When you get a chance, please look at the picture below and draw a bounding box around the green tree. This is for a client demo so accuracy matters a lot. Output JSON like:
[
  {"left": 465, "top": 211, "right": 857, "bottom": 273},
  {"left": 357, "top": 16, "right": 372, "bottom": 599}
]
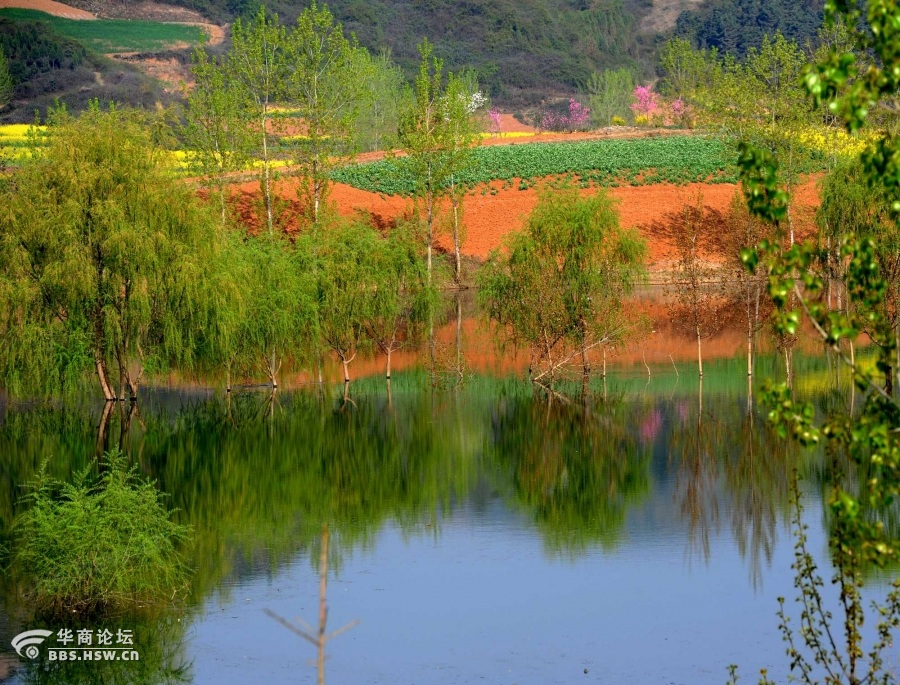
[
  {"left": 229, "top": 7, "right": 287, "bottom": 235},
  {"left": 362, "top": 222, "right": 434, "bottom": 380},
  {"left": 0, "top": 105, "right": 221, "bottom": 401},
  {"left": 315, "top": 221, "right": 377, "bottom": 384},
  {"left": 237, "top": 232, "right": 317, "bottom": 388},
  {"left": 659, "top": 37, "right": 711, "bottom": 100},
  {"left": 586, "top": 68, "right": 634, "bottom": 127},
  {"left": 399, "top": 39, "right": 477, "bottom": 284},
  {"left": 184, "top": 42, "right": 254, "bottom": 225},
  {"left": 736, "top": 0, "right": 900, "bottom": 680},
  {"left": 354, "top": 51, "right": 408, "bottom": 153},
  {"left": 0, "top": 46, "right": 12, "bottom": 110},
  {"left": 478, "top": 188, "right": 646, "bottom": 387},
  {"left": 443, "top": 71, "right": 481, "bottom": 283},
  {"left": 285, "top": 1, "right": 374, "bottom": 226}
]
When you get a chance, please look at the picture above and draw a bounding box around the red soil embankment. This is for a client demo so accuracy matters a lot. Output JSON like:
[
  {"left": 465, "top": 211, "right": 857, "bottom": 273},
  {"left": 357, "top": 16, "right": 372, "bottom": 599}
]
[{"left": 232, "top": 174, "right": 820, "bottom": 269}]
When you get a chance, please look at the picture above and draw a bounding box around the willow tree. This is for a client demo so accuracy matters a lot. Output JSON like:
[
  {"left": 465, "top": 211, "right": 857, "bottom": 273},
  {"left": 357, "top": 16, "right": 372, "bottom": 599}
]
[
  {"left": 363, "top": 222, "right": 434, "bottom": 380},
  {"left": 479, "top": 188, "right": 646, "bottom": 387},
  {"left": 285, "top": 2, "right": 374, "bottom": 226},
  {"left": 315, "top": 221, "right": 377, "bottom": 384},
  {"left": 0, "top": 104, "right": 220, "bottom": 400},
  {"left": 237, "top": 232, "right": 318, "bottom": 389}
]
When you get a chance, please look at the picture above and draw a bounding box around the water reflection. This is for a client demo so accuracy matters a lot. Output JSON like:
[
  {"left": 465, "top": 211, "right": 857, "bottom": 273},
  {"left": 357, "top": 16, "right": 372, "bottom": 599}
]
[{"left": 0, "top": 365, "right": 849, "bottom": 684}]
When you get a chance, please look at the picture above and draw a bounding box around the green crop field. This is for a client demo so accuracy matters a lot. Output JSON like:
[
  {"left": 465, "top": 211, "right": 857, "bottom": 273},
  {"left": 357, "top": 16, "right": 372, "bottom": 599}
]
[
  {"left": 331, "top": 136, "right": 741, "bottom": 195},
  {"left": 0, "top": 8, "right": 205, "bottom": 53}
]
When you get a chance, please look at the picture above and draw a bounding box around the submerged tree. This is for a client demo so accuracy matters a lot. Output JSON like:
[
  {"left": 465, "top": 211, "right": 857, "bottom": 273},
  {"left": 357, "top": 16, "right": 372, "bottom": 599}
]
[
  {"left": 363, "top": 221, "right": 434, "bottom": 380},
  {"left": 659, "top": 194, "right": 737, "bottom": 378},
  {"left": 0, "top": 104, "right": 221, "bottom": 400},
  {"left": 479, "top": 188, "right": 646, "bottom": 387}
]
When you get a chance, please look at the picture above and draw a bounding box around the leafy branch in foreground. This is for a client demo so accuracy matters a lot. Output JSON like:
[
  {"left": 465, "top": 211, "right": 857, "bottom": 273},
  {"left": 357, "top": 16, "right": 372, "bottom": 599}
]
[
  {"left": 12, "top": 449, "right": 191, "bottom": 616},
  {"left": 732, "top": 0, "right": 900, "bottom": 682}
]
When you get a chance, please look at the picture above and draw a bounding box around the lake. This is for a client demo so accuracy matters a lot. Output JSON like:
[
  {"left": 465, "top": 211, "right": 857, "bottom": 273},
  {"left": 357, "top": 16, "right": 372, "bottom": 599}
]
[{"left": 0, "top": 335, "right": 897, "bottom": 684}]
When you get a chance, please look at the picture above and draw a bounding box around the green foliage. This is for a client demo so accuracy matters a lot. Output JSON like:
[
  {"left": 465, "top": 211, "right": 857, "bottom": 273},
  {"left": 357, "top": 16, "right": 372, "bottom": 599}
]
[
  {"left": 228, "top": 7, "right": 288, "bottom": 233},
  {"left": 173, "top": 0, "right": 646, "bottom": 105},
  {"left": 0, "top": 47, "right": 12, "bottom": 110},
  {"left": 398, "top": 38, "right": 480, "bottom": 279},
  {"left": 0, "top": 104, "right": 222, "bottom": 399},
  {"left": 478, "top": 187, "right": 646, "bottom": 384},
  {"left": 184, "top": 44, "right": 254, "bottom": 223},
  {"left": 360, "top": 221, "right": 434, "bottom": 374},
  {"left": 234, "top": 232, "right": 318, "bottom": 385},
  {"left": 334, "top": 135, "right": 738, "bottom": 195},
  {"left": 674, "top": 0, "right": 824, "bottom": 58},
  {"left": 12, "top": 449, "right": 190, "bottom": 616},
  {"left": 0, "top": 9, "right": 205, "bottom": 53},
  {"left": 734, "top": 0, "right": 900, "bottom": 680},
  {"left": 586, "top": 67, "right": 634, "bottom": 127},
  {"left": 285, "top": 1, "right": 375, "bottom": 224},
  {"left": 354, "top": 50, "right": 409, "bottom": 153}
]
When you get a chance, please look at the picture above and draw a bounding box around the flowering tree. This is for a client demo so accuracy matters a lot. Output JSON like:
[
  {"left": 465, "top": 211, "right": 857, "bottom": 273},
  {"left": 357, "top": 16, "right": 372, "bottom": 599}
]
[
  {"left": 630, "top": 85, "right": 660, "bottom": 125},
  {"left": 540, "top": 99, "right": 592, "bottom": 133},
  {"left": 488, "top": 107, "right": 502, "bottom": 136}
]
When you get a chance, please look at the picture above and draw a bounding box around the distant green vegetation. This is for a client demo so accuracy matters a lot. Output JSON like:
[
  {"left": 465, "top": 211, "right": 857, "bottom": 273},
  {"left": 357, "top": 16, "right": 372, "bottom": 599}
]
[
  {"left": 675, "top": 0, "right": 824, "bottom": 57},
  {"left": 332, "top": 136, "right": 739, "bottom": 195},
  {"left": 0, "top": 15, "right": 178, "bottom": 123},
  {"left": 0, "top": 9, "right": 205, "bottom": 53}
]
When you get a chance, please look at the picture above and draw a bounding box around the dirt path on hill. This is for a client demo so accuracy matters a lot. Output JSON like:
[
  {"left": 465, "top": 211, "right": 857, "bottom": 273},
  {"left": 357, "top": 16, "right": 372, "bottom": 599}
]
[{"left": 0, "top": 0, "right": 94, "bottom": 19}]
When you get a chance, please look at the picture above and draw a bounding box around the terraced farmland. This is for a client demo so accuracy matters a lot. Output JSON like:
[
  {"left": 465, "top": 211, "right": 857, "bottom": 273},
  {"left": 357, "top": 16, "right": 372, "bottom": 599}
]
[{"left": 331, "top": 135, "right": 739, "bottom": 195}]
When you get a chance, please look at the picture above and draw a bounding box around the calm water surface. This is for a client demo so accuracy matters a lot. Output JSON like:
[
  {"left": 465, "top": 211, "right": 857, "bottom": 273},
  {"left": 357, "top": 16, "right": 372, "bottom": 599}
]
[{"left": 0, "top": 353, "right": 897, "bottom": 684}]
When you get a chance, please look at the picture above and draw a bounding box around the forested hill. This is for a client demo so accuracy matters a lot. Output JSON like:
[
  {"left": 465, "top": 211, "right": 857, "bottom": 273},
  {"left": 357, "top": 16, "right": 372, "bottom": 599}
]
[
  {"left": 674, "top": 0, "right": 825, "bottom": 57},
  {"left": 67, "top": 0, "right": 654, "bottom": 105},
  {"left": 4, "top": 0, "right": 832, "bottom": 114}
]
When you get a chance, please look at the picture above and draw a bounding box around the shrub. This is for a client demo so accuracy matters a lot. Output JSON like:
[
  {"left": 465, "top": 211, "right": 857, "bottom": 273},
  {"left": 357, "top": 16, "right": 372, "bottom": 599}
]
[
  {"left": 12, "top": 449, "right": 190, "bottom": 616},
  {"left": 611, "top": 115, "right": 626, "bottom": 126}
]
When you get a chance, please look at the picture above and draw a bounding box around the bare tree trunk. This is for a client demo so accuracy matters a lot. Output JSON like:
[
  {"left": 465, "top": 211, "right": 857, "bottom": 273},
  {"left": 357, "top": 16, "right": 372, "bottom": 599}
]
[
  {"left": 456, "top": 296, "right": 463, "bottom": 384},
  {"left": 452, "top": 189, "right": 461, "bottom": 285},
  {"left": 386, "top": 347, "right": 392, "bottom": 381},
  {"left": 697, "top": 326, "right": 703, "bottom": 379},
  {"left": 262, "top": 116, "right": 273, "bottom": 235},
  {"left": 784, "top": 348, "right": 792, "bottom": 389},
  {"left": 269, "top": 349, "right": 278, "bottom": 389},
  {"left": 426, "top": 189, "right": 433, "bottom": 285},
  {"left": 95, "top": 353, "right": 115, "bottom": 402},
  {"left": 341, "top": 355, "right": 350, "bottom": 384},
  {"left": 96, "top": 401, "right": 114, "bottom": 456}
]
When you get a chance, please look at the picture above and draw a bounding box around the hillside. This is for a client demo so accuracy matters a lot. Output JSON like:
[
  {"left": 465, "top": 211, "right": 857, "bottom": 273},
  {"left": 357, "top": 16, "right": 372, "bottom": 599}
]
[
  {"left": 674, "top": 0, "right": 824, "bottom": 56},
  {"left": 0, "top": 0, "right": 835, "bottom": 117},
  {"left": 64, "top": 0, "right": 657, "bottom": 106}
]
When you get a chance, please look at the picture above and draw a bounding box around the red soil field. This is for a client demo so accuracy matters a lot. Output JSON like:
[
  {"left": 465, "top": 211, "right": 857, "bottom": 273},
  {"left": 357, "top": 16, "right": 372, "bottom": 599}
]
[{"left": 232, "top": 173, "right": 821, "bottom": 270}]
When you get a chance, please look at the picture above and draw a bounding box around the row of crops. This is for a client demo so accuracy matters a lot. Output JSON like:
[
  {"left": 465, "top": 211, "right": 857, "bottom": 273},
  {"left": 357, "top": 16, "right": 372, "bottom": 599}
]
[{"left": 330, "top": 135, "right": 741, "bottom": 195}]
